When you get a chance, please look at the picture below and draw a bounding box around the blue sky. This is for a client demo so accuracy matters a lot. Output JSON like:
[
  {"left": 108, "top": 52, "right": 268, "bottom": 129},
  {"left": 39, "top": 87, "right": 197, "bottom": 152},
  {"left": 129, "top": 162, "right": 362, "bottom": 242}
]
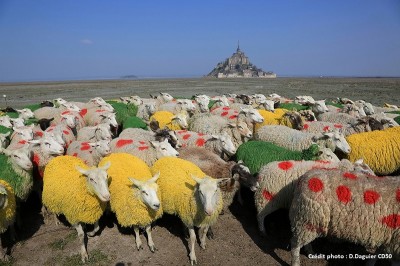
[{"left": 0, "top": 0, "right": 399, "bottom": 81}]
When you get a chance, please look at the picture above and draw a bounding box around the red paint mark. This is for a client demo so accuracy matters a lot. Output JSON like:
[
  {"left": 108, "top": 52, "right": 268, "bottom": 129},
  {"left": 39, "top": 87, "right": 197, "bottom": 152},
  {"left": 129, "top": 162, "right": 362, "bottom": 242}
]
[
  {"left": 183, "top": 134, "right": 191, "bottom": 140},
  {"left": 138, "top": 146, "right": 149, "bottom": 151},
  {"left": 35, "top": 131, "right": 43, "bottom": 137},
  {"left": 116, "top": 139, "right": 133, "bottom": 148},
  {"left": 79, "top": 108, "right": 88, "bottom": 117},
  {"left": 80, "top": 144, "right": 91, "bottom": 151},
  {"left": 72, "top": 153, "right": 78, "bottom": 157},
  {"left": 95, "top": 109, "right": 106, "bottom": 113},
  {"left": 334, "top": 124, "right": 343, "bottom": 129},
  {"left": 221, "top": 111, "right": 228, "bottom": 117},
  {"left": 308, "top": 177, "right": 324, "bottom": 192},
  {"left": 364, "top": 190, "right": 380, "bottom": 204},
  {"left": 139, "top": 141, "right": 146, "bottom": 145},
  {"left": 303, "top": 124, "right": 309, "bottom": 130},
  {"left": 323, "top": 126, "right": 330, "bottom": 132},
  {"left": 182, "top": 144, "right": 187, "bottom": 148},
  {"left": 63, "top": 130, "right": 70, "bottom": 135},
  {"left": 195, "top": 138, "right": 205, "bottom": 147},
  {"left": 381, "top": 214, "right": 400, "bottom": 229},
  {"left": 316, "top": 160, "right": 331, "bottom": 164},
  {"left": 61, "top": 111, "right": 70, "bottom": 115},
  {"left": 262, "top": 189, "right": 274, "bottom": 201},
  {"left": 343, "top": 172, "right": 357, "bottom": 180},
  {"left": 33, "top": 153, "right": 40, "bottom": 166},
  {"left": 47, "top": 128, "right": 53, "bottom": 132},
  {"left": 396, "top": 189, "right": 400, "bottom": 202},
  {"left": 197, "top": 133, "right": 204, "bottom": 136},
  {"left": 229, "top": 115, "right": 238, "bottom": 119},
  {"left": 278, "top": 161, "right": 293, "bottom": 171},
  {"left": 336, "top": 185, "right": 352, "bottom": 204},
  {"left": 177, "top": 130, "right": 187, "bottom": 134},
  {"left": 18, "top": 140, "right": 27, "bottom": 144},
  {"left": 222, "top": 107, "right": 230, "bottom": 111}
]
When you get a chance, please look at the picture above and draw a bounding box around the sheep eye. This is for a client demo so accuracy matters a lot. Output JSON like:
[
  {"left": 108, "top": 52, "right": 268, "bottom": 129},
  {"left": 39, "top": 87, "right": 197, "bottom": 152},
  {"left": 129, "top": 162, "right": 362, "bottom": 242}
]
[
  {"left": 13, "top": 155, "right": 19, "bottom": 158},
  {"left": 45, "top": 142, "right": 51, "bottom": 146},
  {"left": 142, "top": 191, "right": 148, "bottom": 196},
  {"left": 161, "top": 148, "right": 166, "bottom": 151}
]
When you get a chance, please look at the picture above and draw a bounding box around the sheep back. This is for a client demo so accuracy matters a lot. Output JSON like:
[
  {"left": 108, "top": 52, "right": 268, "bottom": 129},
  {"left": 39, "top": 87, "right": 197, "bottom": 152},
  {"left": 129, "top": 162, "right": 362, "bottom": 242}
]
[
  {"left": 345, "top": 127, "right": 400, "bottom": 175},
  {"left": 151, "top": 157, "right": 223, "bottom": 227},
  {"left": 99, "top": 153, "right": 163, "bottom": 227},
  {"left": 0, "top": 180, "right": 16, "bottom": 234},
  {"left": 150, "top": 111, "right": 180, "bottom": 130},
  {"left": 42, "top": 155, "right": 107, "bottom": 225},
  {"left": 254, "top": 109, "right": 288, "bottom": 131},
  {"left": 122, "top": 116, "right": 147, "bottom": 130}
]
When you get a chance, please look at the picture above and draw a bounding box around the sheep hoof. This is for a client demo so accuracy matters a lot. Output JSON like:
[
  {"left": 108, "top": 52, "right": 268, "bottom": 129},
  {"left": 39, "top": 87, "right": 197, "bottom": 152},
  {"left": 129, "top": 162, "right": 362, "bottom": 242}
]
[
  {"left": 136, "top": 244, "right": 143, "bottom": 251},
  {"left": 206, "top": 230, "right": 214, "bottom": 240},
  {"left": 87, "top": 231, "right": 96, "bottom": 237},
  {"left": 200, "top": 243, "right": 206, "bottom": 250},
  {"left": 81, "top": 253, "right": 89, "bottom": 263},
  {"left": 149, "top": 245, "right": 157, "bottom": 253},
  {"left": 190, "top": 258, "right": 197, "bottom": 265},
  {"left": 1, "top": 254, "right": 10, "bottom": 262}
]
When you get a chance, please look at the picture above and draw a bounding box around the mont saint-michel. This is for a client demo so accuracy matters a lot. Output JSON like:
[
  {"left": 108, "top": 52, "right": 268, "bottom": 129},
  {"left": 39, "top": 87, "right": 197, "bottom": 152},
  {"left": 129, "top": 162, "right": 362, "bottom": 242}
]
[{"left": 207, "top": 44, "right": 276, "bottom": 78}]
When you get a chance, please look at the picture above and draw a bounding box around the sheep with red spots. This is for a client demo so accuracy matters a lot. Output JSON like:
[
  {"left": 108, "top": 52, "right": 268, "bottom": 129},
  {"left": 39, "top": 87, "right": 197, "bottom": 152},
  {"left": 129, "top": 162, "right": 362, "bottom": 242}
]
[
  {"left": 255, "top": 158, "right": 374, "bottom": 236},
  {"left": 45, "top": 124, "right": 76, "bottom": 148},
  {"left": 289, "top": 168, "right": 400, "bottom": 266},
  {"left": 76, "top": 123, "right": 112, "bottom": 142},
  {"left": 66, "top": 140, "right": 111, "bottom": 166}
]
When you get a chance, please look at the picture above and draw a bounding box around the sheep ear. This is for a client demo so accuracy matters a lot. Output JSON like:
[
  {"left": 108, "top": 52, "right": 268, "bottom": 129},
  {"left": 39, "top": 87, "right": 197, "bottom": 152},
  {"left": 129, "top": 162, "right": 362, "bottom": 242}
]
[
  {"left": 76, "top": 166, "right": 89, "bottom": 175},
  {"left": 0, "top": 148, "right": 10, "bottom": 156},
  {"left": 354, "top": 158, "right": 364, "bottom": 164},
  {"left": 128, "top": 177, "right": 144, "bottom": 188},
  {"left": 227, "top": 122, "right": 237, "bottom": 128},
  {"left": 237, "top": 160, "right": 243, "bottom": 164},
  {"left": 99, "top": 161, "right": 111, "bottom": 171},
  {"left": 210, "top": 134, "right": 220, "bottom": 140},
  {"left": 148, "top": 172, "right": 160, "bottom": 183},
  {"left": 217, "top": 178, "right": 231, "bottom": 186},
  {"left": 191, "top": 174, "right": 203, "bottom": 184},
  {"left": 28, "top": 140, "right": 41, "bottom": 146}
]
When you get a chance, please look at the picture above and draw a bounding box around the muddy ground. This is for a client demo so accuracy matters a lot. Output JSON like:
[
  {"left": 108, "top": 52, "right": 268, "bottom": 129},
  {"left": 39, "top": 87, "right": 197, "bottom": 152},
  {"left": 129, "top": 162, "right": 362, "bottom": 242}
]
[{"left": 0, "top": 77, "right": 398, "bottom": 266}]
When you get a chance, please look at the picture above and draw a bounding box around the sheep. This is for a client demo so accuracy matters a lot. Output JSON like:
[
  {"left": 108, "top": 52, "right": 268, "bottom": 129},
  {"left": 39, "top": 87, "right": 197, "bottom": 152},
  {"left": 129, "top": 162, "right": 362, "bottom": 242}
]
[
  {"left": 236, "top": 141, "right": 335, "bottom": 174},
  {"left": 66, "top": 140, "right": 111, "bottom": 166},
  {"left": 255, "top": 125, "right": 351, "bottom": 154},
  {"left": 210, "top": 95, "right": 230, "bottom": 108},
  {"left": 0, "top": 147, "right": 33, "bottom": 202},
  {"left": 316, "top": 111, "right": 358, "bottom": 124},
  {"left": 110, "top": 138, "right": 179, "bottom": 166},
  {"left": 211, "top": 106, "right": 264, "bottom": 127},
  {"left": 6, "top": 126, "right": 34, "bottom": 151},
  {"left": 40, "top": 100, "right": 54, "bottom": 107},
  {"left": 233, "top": 94, "right": 253, "bottom": 105},
  {"left": 42, "top": 156, "right": 111, "bottom": 263},
  {"left": 10, "top": 118, "right": 25, "bottom": 128},
  {"left": 45, "top": 124, "right": 76, "bottom": 148},
  {"left": 289, "top": 168, "right": 400, "bottom": 266},
  {"left": 175, "top": 130, "right": 236, "bottom": 158},
  {"left": 383, "top": 103, "right": 398, "bottom": 109},
  {"left": 0, "top": 132, "right": 10, "bottom": 149},
  {"left": 345, "top": 126, "right": 400, "bottom": 175},
  {"left": 255, "top": 158, "right": 373, "bottom": 235},
  {"left": 84, "top": 110, "right": 118, "bottom": 128},
  {"left": 178, "top": 147, "right": 259, "bottom": 211},
  {"left": 354, "top": 100, "right": 375, "bottom": 115},
  {"left": 295, "top": 96, "right": 315, "bottom": 105},
  {"left": 76, "top": 123, "right": 112, "bottom": 142},
  {"left": 150, "top": 111, "right": 188, "bottom": 130},
  {"left": 150, "top": 157, "right": 228, "bottom": 265},
  {"left": 36, "top": 117, "right": 54, "bottom": 131},
  {"left": 341, "top": 103, "right": 366, "bottom": 117},
  {"left": 16, "top": 108, "right": 34, "bottom": 121},
  {"left": 0, "top": 180, "right": 16, "bottom": 261},
  {"left": 254, "top": 109, "right": 303, "bottom": 131},
  {"left": 99, "top": 153, "right": 162, "bottom": 252},
  {"left": 119, "top": 96, "right": 143, "bottom": 105},
  {"left": 370, "top": 112, "right": 399, "bottom": 129},
  {"left": 193, "top": 94, "right": 210, "bottom": 113},
  {"left": 256, "top": 99, "right": 275, "bottom": 112},
  {"left": 148, "top": 92, "right": 174, "bottom": 105},
  {"left": 33, "top": 103, "right": 81, "bottom": 120},
  {"left": 158, "top": 99, "right": 196, "bottom": 114},
  {"left": 298, "top": 110, "right": 316, "bottom": 121},
  {"left": 136, "top": 103, "right": 156, "bottom": 121},
  {"left": 306, "top": 100, "right": 329, "bottom": 115},
  {"left": 0, "top": 116, "right": 12, "bottom": 128}
]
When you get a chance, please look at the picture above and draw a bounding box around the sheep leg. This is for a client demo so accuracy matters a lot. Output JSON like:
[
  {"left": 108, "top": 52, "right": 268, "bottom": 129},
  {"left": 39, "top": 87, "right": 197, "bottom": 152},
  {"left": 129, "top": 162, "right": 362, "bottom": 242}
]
[
  {"left": 133, "top": 226, "right": 143, "bottom": 250},
  {"left": 257, "top": 212, "right": 267, "bottom": 236},
  {"left": 53, "top": 214, "right": 60, "bottom": 226},
  {"left": 199, "top": 226, "right": 209, "bottom": 250},
  {"left": 0, "top": 236, "right": 9, "bottom": 262},
  {"left": 290, "top": 232, "right": 317, "bottom": 266},
  {"left": 74, "top": 223, "right": 88, "bottom": 263},
  {"left": 206, "top": 227, "right": 214, "bottom": 240},
  {"left": 87, "top": 221, "right": 99, "bottom": 237},
  {"left": 236, "top": 187, "right": 244, "bottom": 206},
  {"left": 145, "top": 225, "right": 157, "bottom": 252},
  {"left": 188, "top": 226, "right": 197, "bottom": 265}
]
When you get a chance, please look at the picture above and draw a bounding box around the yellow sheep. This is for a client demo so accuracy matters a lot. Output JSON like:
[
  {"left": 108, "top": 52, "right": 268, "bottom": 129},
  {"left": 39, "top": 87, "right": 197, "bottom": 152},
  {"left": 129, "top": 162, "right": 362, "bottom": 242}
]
[
  {"left": 149, "top": 111, "right": 187, "bottom": 130},
  {"left": 345, "top": 126, "right": 400, "bottom": 175},
  {"left": 99, "top": 153, "right": 162, "bottom": 252},
  {"left": 254, "top": 108, "right": 289, "bottom": 131},
  {"left": 151, "top": 157, "right": 226, "bottom": 265},
  {"left": 0, "top": 180, "right": 16, "bottom": 261}
]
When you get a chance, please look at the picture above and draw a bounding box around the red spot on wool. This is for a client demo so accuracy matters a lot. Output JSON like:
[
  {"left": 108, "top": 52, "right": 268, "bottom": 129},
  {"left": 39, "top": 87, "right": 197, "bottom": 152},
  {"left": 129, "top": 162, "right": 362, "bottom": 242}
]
[
  {"left": 61, "top": 111, "right": 70, "bottom": 115},
  {"left": 197, "top": 133, "right": 204, "bottom": 136},
  {"left": 343, "top": 172, "right": 357, "bottom": 180},
  {"left": 79, "top": 108, "right": 88, "bottom": 117},
  {"left": 195, "top": 138, "right": 205, "bottom": 147},
  {"left": 47, "top": 128, "right": 53, "bottom": 132},
  {"left": 222, "top": 107, "right": 230, "bottom": 111},
  {"left": 177, "top": 130, "right": 187, "bottom": 134},
  {"left": 183, "top": 134, "right": 191, "bottom": 140},
  {"left": 278, "top": 161, "right": 293, "bottom": 171},
  {"left": 336, "top": 185, "right": 352, "bottom": 204},
  {"left": 221, "top": 111, "right": 229, "bottom": 117},
  {"left": 334, "top": 124, "right": 343, "bottom": 129},
  {"left": 182, "top": 144, "right": 187, "bottom": 148},
  {"left": 33, "top": 153, "right": 40, "bottom": 166},
  {"left": 95, "top": 109, "right": 106, "bottom": 113},
  {"left": 80, "top": 144, "right": 91, "bottom": 151},
  {"left": 116, "top": 139, "right": 133, "bottom": 148},
  {"left": 397, "top": 189, "right": 400, "bottom": 202},
  {"left": 308, "top": 177, "right": 324, "bottom": 192},
  {"left": 262, "top": 189, "right": 274, "bottom": 201},
  {"left": 323, "top": 126, "right": 330, "bottom": 132},
  {"left": 303, "top": 124, "right": 309, "bottom": 130},
  {"left": 35, "top": 131, "right": 43, "bottom": 137},
  {"left": 172, "top": 99, "right": 177, "bottom": 102},
  {"left": 18, "top": 140, "right": 27, "bottom": 144},
  {"left": 336, "top": 108, "right": 341, "bottom": 112},
  {"left": 229, "top": 115, "right": 238, "bottom": 119},
  {"left": 316, "top": 160, "right": 331, "bottom": 164},
  {"left": 381, "top": 214, "right": 400, "bottom": 229},
  {"left": 72, "top": 153, "right": 78, "bottom": 157},
  {"left": 364, "top": 190, "right": 380, "bottom": 204},
  {"left": 139, "top": 141, "right": 146, "bottom": 145},
  {"left": 138, "top": 146, "right": 149, "bottom": 151},
  {"left": 63, "top": 130, "right": 70, "bottom": 135}
]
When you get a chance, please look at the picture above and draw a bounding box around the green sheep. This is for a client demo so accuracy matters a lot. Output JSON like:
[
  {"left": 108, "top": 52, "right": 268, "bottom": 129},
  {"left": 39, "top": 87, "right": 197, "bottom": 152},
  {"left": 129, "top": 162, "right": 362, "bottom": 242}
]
[
  {"left": 108, "top": 102, "right": 138, "bottom": 124},
  {"left": 122, "top": 116, "right": 148, "bottom": 130},
  {"left": 236, "top": 141, "right": 325, "bottom": 174}
]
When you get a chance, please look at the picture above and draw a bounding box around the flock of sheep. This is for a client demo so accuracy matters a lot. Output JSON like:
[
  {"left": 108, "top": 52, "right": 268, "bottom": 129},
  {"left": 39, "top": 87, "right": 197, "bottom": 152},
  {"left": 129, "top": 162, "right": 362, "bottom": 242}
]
[{"left": 0, "top": 91, "right": 399, "bottom": 265}]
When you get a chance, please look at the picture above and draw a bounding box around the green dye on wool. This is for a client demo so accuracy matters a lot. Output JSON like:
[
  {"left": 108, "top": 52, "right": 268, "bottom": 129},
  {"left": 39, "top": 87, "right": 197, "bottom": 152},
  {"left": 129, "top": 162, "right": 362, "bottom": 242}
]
[
  {"left": 108, "top": 102, "right": 138, "bottom": 124},
  {"left": 279, "top": 103, "right": 309, "bottom": 111},
  {"left": 23, "top": 104, "right": 41, "bottom": 112},
  {"left": 0, "top": 126, "right": 12, "bottom": 134},
  {"left": 122, "top": 116, "right": 148, "bottom": 130},
  {"left": 326, "top": 101, "right": 344, "bottom": 108}
]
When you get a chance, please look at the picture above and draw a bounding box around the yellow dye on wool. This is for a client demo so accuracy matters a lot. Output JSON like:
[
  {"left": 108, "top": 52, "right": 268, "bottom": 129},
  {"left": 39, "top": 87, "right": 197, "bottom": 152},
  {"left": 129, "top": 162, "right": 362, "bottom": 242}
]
[
  {"left": 42, "top": 156, "right": 107, "bottom": 225},
  {"left": 345, "top": 127, "right": 400, "bottom": 175},
  {"left": 99, "top": 153, "right": 163, "bottom": 228},
  {"left": 150, "top": 111, "right": 182, "bottom": 130},
  {"left": 151, "top": 157, "right": 223, "bottom": 227},
  {"left": 254, "top": 109, "right": 288, "bottom": 131},
  {"left": 0, "top": 180, "right": 16, "bottom": 234}
]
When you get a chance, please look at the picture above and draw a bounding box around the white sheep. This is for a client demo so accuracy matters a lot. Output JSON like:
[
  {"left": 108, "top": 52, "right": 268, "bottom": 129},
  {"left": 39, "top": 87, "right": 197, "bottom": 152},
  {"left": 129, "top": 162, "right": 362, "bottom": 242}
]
[
  {"left": 289, "top": 168, "right": 399, "bottom": 266},
  {"left": 316, "top": 111, "right": 358, "bottom": 124},
  {"left": 66, "top": 140, "right": 111, "bottom": 166},
  {"left": 158, "top": 99, "right": 196, "bottom": 114},
  {"left": 16, "top": 108, "right": 35, "bottom": 121},
  {"left": 76, "top": 123, "right": 112, "bottom": 142},
  {"left": 84, "top": 110, "right": 118, "bottom": 128},
  {"left": 255, "top": 125, "right": 351, "bottom": 154},
  {"left": 0, "top": 116, "right": 12, "bottom": 129},
  {"left": 136, "top": 103, "right": 156, "bottom": 121},
  {"left": 6, "top": 126, "right": 34, "bottom": 151}
]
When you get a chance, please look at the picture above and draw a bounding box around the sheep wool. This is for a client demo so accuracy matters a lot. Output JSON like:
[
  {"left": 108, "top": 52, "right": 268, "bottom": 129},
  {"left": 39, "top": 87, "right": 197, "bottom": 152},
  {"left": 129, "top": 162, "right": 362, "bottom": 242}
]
[
  {"left": 0, "top": 154, "right": 33, "bottom": 201},
  {"left": 151, "top": 157, "right": 223, "bottom": 227},
  {"left": 236, "top": 141, "right": 320, "bottom": 174},
  {"left": 122, "top": 116, "right": 148, "bottom": 130},
  {"left": 0, "top": 126, "right": 12, "bottom": 134},
  {"left": 98, "top": 153, "right": 162, "bottom": 227},
  {"left": 345, "top": 126, "right": 400, "bottom": 175},
  {"left": 254, "top": 109, "right": 288, "bottom": 131},
  {"left": 108, "top": 102, "right": 138, "bottom": 124},
  {"left": 0, "top": 180, "right": 16, "bottom": 234},
  {"left": 150, "top": 111, "right": 182, "bottom": 130},
  {"left": 42, "top": 156, "right": 107, "bottom": 225}
]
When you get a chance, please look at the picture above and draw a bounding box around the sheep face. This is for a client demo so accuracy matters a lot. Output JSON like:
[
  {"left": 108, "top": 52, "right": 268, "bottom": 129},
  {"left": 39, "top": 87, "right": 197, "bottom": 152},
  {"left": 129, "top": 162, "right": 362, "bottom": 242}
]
[
  {"left": 311, "top": 100, "right": 329, "bottom": 114},
  {"left": 53, "top": 98, "right": 67, "bottom": 107},
  {"left": 76, "top": 162, "right": 111, "bottom": 202},
  {"left": 90, "top": 97, "right": 107, "bottom": 105},
  {"left": 259, "top": 99, "right": 275, "bottom": 112},
  {"left": 343, "top": 104, "right": 366, "bottom": 118},
  {"left": 10, "top": 118, "right": 25, "bottom": 128},
  {"left": 194, "top": 95, "right": 210, "bottom": 112},
  {"left": 253, "top": 94, "right": 267, "bottom": 105},
  {"left": 130, "top": 96, "right": 143, "bottom": 106},
  {"left": 324, "top": 130, "right": 351, "bottom": 154},
  {"left": 17, "top": 108, "right": 34, "bottom": 120},
  {"left": 100, "top": 113, "right": 118, "bottom": 128},
  {"left": 151, "top": 139, "right": 179, "bottom": 158},
  {"left": 240, "top": 108, "right": 264, "bottom": 123},
  {"left": 192, "top": 176, "right": 227, "bottom": 216},
  {"left": 45, "top": 127, "right": 66, "bottom": 147},
  {"left": 210, "top": 133, "right": 236, "bottom": 156},
  {"left": 160, "top": 93, "right": 174, "bottom": 102},
  {"left": 61, "top": 114, "right": 78, "bottom": 129},
  {"left": 95, "top": 124, "right": 113, "bottom": 141},
  {"left": 172, "top": 114, "right": 188, "bottom": 129},
  {"left": 145, "top": 104, "right": 156, "bottom": 115},
  {"left": 232, "top": 162, "right": 259, "bottom": 192},
  {"left": 353, "top": 159, "right": 375, "bottom": 175},
  {"left": 177, "top": 100, "right": 196, "bottom": 112},
  {"left": 299, "top": 110, "right": 316, "bottom": 121},
  {"left": 89, "top": 140, "right": 111, "bottom": 157},
  {"left": 12, "top": 126, "right": 34, "bottom": 141},
  {"left": 61, "top": 102, "right": 81, "bottom": 112},
  {"left": 129, "top": 172, "right": 160, "bottom": 211},
  {"left": 318, "top": 148, "right": 340, "bottom": 163},
  {"left": 29, "top": 133, "right": 65, "bottom": 155},
  {"left": 362, "top": 102, "right": 375, "bottom": 115},
  {"left": 0, "top": 116, "right": 13, "bottom": 128},
  {"left": 1, "top": 146, "right": 33, "bottom": 171},
  {"left": 229, "top": 121, "right": 252, "bottom": 138}
]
